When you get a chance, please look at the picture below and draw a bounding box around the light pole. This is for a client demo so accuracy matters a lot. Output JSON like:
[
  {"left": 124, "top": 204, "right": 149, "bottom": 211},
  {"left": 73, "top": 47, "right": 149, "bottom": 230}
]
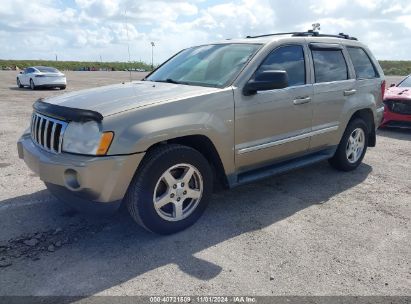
[{"left": 150, "top": 42, "right": 155, "bottom": 70}]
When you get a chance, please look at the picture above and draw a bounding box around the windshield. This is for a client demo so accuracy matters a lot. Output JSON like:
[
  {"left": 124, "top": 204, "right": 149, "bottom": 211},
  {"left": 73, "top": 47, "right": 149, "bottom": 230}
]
[
  {"left": 398, "top": 75, "right": 411, "bottom": 87},
  {"left": 36, "top": 66, "right": 59, "bottom": 73},
  {"left": 146, "top": 43, "right": 261, "bottom": 88}
]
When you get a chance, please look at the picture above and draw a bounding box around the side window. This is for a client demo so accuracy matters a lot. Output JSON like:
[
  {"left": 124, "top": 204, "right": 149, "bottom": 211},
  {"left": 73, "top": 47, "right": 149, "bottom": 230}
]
[
  {"left": 347, "top": 47, "right": 378, "bottom": 79},
  {"left": 312, "top": 49, "right": 348, "bottom": 83},
  {"left": 256, "top": 45, "right": 305, "bottom": 87}
]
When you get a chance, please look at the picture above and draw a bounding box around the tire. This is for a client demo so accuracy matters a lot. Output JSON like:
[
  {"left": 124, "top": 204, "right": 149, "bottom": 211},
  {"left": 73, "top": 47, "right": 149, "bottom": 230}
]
[
  {"left": 60, "top": 85, "right": 66, "bottom": 90},
  {"left": 29, "top": 79, "right": 36, "bottom": 90},
  {"left": 16, "top": 78, "right": 23, "bottom": 88},
  {"left": 124, "top": 144, "right": 213, "bottom": 234},
  {"left": 328, "top": 118, "right": 369, "bottom": 171}
]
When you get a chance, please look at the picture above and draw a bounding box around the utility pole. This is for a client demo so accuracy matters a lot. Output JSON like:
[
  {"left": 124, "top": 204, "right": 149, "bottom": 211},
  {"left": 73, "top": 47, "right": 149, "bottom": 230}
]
[{"left": 151, "top": 42, "right": 155, "bottom": 70}]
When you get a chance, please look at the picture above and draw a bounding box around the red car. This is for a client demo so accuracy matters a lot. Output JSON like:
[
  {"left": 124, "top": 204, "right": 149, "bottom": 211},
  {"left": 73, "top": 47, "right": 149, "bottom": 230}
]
[{"left": 381, "top": 74, "right": 411, "bottom": 128}]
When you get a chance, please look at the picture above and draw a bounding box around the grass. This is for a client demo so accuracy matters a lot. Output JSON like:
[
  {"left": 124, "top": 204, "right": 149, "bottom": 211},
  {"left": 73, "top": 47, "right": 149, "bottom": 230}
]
[
  {"left": 379, "top": 61, "right": 411, "bottom": 76},
  {"left": 1, "top": 59, "right": 410, "bottom": 76}
]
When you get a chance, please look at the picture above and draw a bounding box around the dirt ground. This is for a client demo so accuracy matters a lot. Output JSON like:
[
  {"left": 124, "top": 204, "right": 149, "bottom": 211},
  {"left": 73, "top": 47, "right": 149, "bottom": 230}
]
[{"left": 0, "top": 71, "right": 409, "bottom": 296}]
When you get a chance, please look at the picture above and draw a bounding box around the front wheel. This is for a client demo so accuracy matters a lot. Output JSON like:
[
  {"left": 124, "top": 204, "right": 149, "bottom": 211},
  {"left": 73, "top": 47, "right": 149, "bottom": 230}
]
[
  {"left": 124, "top": 144, "right": 213, "bottom": 234},
  {"left": 328, "top": 118, "right": 369, "bottom": 171},
  {"left": 16, "top": 78, "right": 23, "bottom": 88}
]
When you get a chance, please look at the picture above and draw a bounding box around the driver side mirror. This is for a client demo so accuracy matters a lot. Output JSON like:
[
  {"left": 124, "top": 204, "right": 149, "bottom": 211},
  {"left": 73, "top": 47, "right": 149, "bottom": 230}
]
[
  {"left": 243, "top": 70, "right": 288, "bottom": 96},
  {"left": 390, "top": 83, "right": 396, "bottom": 87}
]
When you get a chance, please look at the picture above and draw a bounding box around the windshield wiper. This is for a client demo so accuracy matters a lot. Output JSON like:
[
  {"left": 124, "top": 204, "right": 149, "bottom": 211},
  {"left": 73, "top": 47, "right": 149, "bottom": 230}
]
[{"left": 155, "top": 78, "right": 189, "bottom": 85}]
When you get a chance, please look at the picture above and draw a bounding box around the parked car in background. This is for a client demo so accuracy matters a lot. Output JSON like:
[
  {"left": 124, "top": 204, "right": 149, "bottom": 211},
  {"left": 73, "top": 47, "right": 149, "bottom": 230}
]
[
  {"left": 381, "top": 74, "right": 411, "bottom": 128},
  {"left": 17, "top": 66, "right": 66, "bottom": 90}
]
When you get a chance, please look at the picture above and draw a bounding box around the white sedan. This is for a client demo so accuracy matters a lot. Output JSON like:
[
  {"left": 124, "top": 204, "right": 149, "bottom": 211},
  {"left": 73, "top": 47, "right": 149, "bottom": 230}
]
[{"left": 17, "top": 66, "right": 66, "bottom": 90}]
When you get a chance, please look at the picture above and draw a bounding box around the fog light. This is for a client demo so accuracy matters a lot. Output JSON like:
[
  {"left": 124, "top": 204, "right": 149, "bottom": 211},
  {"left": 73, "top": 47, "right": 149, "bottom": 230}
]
[{"left": 64, "top": 169, "right": 80, "bottom": 190}]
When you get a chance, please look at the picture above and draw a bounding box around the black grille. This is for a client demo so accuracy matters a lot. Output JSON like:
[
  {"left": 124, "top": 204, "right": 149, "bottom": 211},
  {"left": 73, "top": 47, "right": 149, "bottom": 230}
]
[
  {"left": 30, "top": 112, "right": 67, "bottom": 153},
  {"left": 384, "top": 100, "right": 411, "bottom": 115}
]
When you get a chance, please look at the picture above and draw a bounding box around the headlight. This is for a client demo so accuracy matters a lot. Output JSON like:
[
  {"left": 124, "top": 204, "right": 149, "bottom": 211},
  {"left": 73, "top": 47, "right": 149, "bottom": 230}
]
[{"left": 62, "top": 121, "right": 114, "bottom": 155}]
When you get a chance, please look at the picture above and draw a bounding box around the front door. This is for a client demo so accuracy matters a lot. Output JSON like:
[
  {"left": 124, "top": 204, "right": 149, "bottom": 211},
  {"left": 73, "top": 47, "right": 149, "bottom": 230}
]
[
  {"left": 234, "top": 44, "right": 313, "bottom": 172},
  {"left": 20, "top": 68, "right": 29, "bottom": 85}
]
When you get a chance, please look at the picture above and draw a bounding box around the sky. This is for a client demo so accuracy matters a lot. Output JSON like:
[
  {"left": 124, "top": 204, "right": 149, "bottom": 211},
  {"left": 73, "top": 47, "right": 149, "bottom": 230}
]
[{"left": 1, "top": 0, "right": 411, "bottom": 64}]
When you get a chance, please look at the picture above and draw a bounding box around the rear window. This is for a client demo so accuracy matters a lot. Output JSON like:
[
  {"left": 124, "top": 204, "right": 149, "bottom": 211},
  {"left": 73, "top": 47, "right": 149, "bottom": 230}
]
[
  {"left": 36, "top": 67, "right": 59, "bottom": 73},
  {"left": 347, "top": 47, "right": 378, "bottom": 79},
  {"left": 312, "top": 49, "right": 348, "bottom": 83}
]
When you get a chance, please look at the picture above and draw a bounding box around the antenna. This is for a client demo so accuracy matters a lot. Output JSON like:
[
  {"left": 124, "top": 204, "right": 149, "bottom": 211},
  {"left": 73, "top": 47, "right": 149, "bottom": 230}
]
[{"left": 123, "top": 8, "right": 132, "bottom": 82}]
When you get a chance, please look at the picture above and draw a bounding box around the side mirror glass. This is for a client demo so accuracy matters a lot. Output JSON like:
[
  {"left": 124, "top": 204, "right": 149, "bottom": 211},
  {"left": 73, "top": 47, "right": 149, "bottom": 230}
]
[{"left": 243, "top": 70, "right": 289, "bottom": 96}]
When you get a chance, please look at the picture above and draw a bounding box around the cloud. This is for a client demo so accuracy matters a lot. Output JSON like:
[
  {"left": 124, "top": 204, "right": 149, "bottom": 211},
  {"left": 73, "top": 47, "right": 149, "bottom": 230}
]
[{"left": 0, "top": 0, "right": 410, "bottom": 62}]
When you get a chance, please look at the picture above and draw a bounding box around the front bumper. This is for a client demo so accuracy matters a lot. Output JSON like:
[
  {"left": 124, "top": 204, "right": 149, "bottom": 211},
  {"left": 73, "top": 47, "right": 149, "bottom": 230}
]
[
  {"left": 380, "top": 107, "right": 411, "bottom": 128},
  {"left": 18, "top": 134, "right": 145, "bottom": 203}
]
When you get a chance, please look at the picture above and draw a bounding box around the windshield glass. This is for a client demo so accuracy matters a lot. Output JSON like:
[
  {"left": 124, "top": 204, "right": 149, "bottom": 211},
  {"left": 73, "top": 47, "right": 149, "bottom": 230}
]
[
  {"left": 146, "top": 43, "right": 261, "bottom": 88},
  {"left": 398, "top": 75, "right": 411, "bottom": 87},
  {"left": 36, "top": 66, "right": 59, "bottom": 73}
]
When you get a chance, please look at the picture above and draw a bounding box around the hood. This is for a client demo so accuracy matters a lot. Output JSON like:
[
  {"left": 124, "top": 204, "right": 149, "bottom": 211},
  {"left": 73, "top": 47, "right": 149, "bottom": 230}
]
[
  {"left": 385, "top": 86, "right": 411, "bottom": 100},
  {"left": 42, "top": 81, "right": 220, "bottom": 117}
]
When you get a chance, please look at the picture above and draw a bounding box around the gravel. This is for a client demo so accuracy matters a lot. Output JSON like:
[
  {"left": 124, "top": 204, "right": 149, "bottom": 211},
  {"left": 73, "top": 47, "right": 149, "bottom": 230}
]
[{"left": 0, "top": 71, "right": 409, "bottom": 296}]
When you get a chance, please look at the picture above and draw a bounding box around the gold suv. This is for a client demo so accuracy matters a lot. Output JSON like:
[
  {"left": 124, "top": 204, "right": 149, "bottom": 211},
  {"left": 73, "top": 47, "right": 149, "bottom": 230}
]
[{"left": 18, "top": 31, "right": 385, "bottom": 234}]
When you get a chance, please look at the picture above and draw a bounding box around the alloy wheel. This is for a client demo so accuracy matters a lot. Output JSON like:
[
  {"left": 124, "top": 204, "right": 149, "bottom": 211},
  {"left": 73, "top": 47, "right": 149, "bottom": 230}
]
[
  {"left": 346, "top": 128, "right": 365, "bottom": 164},
  {"left": 153, "top": 163, "right": 203, "bottom": 222}
]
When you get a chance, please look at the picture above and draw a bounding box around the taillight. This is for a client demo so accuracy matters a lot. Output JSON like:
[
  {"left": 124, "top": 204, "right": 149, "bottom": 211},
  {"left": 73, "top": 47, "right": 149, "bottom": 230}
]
[{"left": 381, "top": 80, "right": 386, "bottom": 100}]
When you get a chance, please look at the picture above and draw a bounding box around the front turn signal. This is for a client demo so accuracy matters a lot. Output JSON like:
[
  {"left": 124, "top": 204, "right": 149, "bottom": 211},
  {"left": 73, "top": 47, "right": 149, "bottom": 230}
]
[{"left": 96, "top": 132, "right": 114, "bottom": 155}]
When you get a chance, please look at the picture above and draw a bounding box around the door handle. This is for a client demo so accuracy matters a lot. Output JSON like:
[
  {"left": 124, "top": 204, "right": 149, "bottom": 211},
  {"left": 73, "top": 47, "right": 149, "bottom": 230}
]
[
  {"left": 293, "top": 97, "right": 311, "bottom": 105},
  {"left": 344, "top": 89, "right": 357, "bottom": 96}
]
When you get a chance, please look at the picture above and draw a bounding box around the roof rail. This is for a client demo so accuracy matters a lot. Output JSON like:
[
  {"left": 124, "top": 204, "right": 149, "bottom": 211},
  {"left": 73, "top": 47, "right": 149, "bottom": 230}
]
[
  {"left": 246, "top": 30, "right": 358, "bottom": 41},
  {"left": 246, "top": 32, "right": 301, "bottom": 38}
]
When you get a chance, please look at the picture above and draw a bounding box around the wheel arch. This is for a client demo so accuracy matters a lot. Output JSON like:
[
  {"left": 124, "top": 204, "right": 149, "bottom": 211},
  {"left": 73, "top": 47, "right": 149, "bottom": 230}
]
[
  {"left": 348, "top": 108, "right": 376, "bottom": 147},
  {"left": 144, "top": 135, "right": 229, "bottom": 189}
]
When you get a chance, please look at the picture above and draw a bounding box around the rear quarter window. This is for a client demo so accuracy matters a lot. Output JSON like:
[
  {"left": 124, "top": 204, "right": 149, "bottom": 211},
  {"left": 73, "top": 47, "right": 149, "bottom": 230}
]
[
  {"left": 312, "top": 49, "right": 348, "bottom": 83},
  {"left": 347, "top": 47, "right": 378, "bottom": 79}
]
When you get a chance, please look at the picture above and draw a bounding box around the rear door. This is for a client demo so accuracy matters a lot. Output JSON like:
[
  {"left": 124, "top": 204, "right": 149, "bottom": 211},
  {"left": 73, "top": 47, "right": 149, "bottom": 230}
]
[
  {"left": 308, "top": 43, "right": 356, "bottom": 150},
  {"left": 25, "top": 68, "right": 35, "bottom": 85}
]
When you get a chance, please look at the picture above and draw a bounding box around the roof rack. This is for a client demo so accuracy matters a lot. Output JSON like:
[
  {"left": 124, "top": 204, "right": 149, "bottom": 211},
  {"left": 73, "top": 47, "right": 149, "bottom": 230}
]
[
  {"left": 246, "top": 30, "right": 358, "bottom": 41},
  {"left": 246, "top": 32, "right": 301, "bottom": 38}
]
